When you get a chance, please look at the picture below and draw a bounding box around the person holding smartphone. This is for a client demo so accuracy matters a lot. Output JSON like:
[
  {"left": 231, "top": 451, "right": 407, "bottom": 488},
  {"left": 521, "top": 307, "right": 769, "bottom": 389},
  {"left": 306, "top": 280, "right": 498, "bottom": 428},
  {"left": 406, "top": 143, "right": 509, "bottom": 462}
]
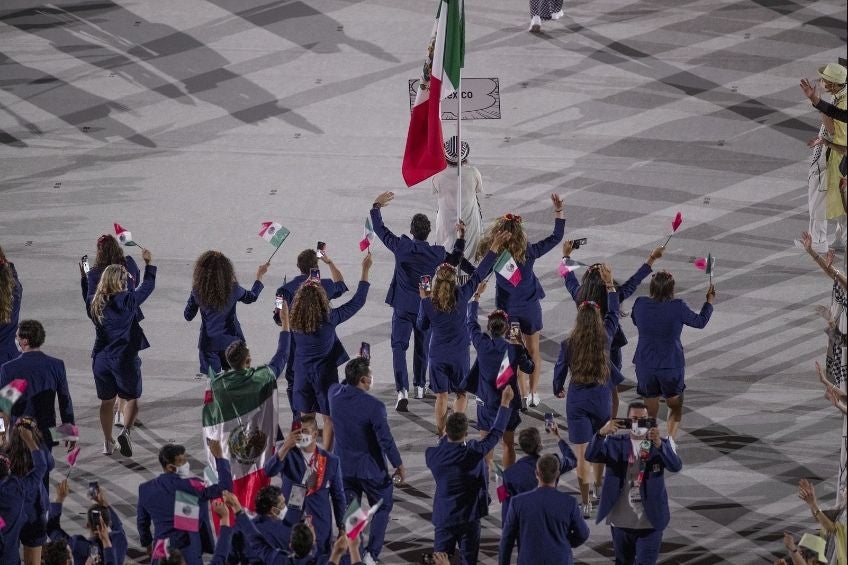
[
  {"left": 553, "top": 264, "right": 619, "bottom": 518},
  {"left": 184, "top": 251, "right": 269, "bottom": 375},
  {"left": 0, "top": 245, "right": 23, "bottom": 364}
]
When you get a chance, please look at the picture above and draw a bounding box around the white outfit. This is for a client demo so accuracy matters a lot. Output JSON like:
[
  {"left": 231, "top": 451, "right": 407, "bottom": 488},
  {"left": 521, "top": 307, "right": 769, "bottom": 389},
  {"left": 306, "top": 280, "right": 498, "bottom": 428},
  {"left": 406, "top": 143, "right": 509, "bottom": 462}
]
[
  {"left": 431, "top": 164, "right": 483, "bottom": 260},
  {"left": 808, "top": 122, "right": 829, "bottom": 249}
]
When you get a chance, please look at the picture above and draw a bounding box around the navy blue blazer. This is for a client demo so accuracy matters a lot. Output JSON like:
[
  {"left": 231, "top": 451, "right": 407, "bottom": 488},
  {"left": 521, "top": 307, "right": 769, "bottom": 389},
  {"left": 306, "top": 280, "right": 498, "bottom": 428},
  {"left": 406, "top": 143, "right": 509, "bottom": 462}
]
[
  {"left": 631, "top": 297, "right": 712, "bottom": 371},
  {"left": 264, "top": 446, "right": 346, "bottom": 543},
  {"left": 564, "top": 262, "right": 652, "bottom": 350},
  {"left": 232, "top": 512, "right": 296, "bottom": 564},
  {"left": 85, "top": 256, "right": 142, "bottom": 320},
  {"left": 499, "top": 486, "right": 589, "bottom": 565},
  {"left": 136, "top": 458, "right": 233, "bottom": 560},
  {"left": 92, "top": 265, "right": 157, "bottom": 359},
  {"left": 370, "top": 206, "right": 465, "bottom": 315},
  {"left": 46, "top": 502, "right": 128, "bottom": 565},
  {"left": 328, "top": 383, "right": 402, "bottom": 480},
  {"left": 553, "top": 290, "right": 620, "bottom": 395},
  {"left": 184, "top": 280, "right": 263, "bottom": 351},
  {"left": 235, "top": 513, "right": 355, "bottom": 565},
  {"left": 291, "top": 282, "right": 368, "bottom": 378},
  {"left": 466, "top": 301, "right": 532, "bottom": 412},
  {"left": 0, "top": 351, "right": 74, "bottom": 442},
  {"left": 425, "top": 406, "right": 509, "bottom": 527},
  {"left": 585, "top": 434, "right": 682, "bottom": 530},
  {"left": 501, "top": 439, "right": 577, "bottom": 519},
  {"left": 0, "top": 263, "right": 22, "bottom": 364},
  {"left": 494, "top": 218, "right": 565, "bottom": 310},
  {"left": 0, "top": 449, "right": 47, "bottom": 564}
]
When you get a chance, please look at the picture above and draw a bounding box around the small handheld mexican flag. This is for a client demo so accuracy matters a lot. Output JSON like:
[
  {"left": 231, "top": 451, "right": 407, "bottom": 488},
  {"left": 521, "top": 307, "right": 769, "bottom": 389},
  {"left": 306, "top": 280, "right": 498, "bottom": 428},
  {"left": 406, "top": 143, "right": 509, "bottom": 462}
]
[
  {"left": 259, "top": 221, "right": 290, "bottom": 262},
  {"left": 360, "top": 217, "right": 375, "bottom": 251},
  {"left": 0, "top": 379, "right": 27, "bottom": 413},
  {"left": 64, "top": 446, "right": 81, "bottom": 479},
  {"left": 173, "top": 491, "right": 201, "bottom": 532},
  {"left": 494, "top": 462, "right": 508, "bottom": 503},
  {"left": 114, "top": 223, "right": 141, "bottom": 248},
  {"left": 661, "top": 212, "right": 683, "bottom": 247},
  {"left": 495, "top": 351, "right": 514, "bottom": 389},
  {"left": 151, "top": 539, "right": 170, "bottom": 560},
  {"left": 495, "top": 250, "right": 522, "bottom": 287},
  {"left": 343, "top": 496, "right": 383, "bottom": 539},
  {"left": 694, "top": 253, "right": 716, "bottom": 284},
  {"left": 49, "top": 423, "right": 79, "bottom": 442}
]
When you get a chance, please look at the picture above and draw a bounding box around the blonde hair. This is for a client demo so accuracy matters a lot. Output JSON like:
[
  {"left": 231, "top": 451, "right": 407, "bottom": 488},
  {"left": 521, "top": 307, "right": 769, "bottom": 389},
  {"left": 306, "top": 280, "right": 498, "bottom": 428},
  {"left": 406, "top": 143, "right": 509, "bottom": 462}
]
[
  {"left": 90, "top": 265, "right": 128, "bottom": 323},
  {"left": 476, "top": 217, "right": 527, "bottom": 263},
  {"left": 431, "top": 264, "right": 457, "bottom": 313},
  {"left": 566, "top": 303, "right": 610, "bottom": 385}
]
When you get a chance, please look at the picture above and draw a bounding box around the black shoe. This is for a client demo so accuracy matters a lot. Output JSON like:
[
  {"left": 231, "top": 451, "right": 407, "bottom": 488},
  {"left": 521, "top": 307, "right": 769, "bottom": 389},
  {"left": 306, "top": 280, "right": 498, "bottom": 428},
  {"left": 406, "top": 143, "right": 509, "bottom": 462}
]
[
  {"left": 396, "top": 392, "right": 409, "bottom": 413},
  {"left": 117, "top": 429, "right": 133, "bottom": 457},
  {"left": 520, "top": 397, "right": 528, "bottom": 412}
]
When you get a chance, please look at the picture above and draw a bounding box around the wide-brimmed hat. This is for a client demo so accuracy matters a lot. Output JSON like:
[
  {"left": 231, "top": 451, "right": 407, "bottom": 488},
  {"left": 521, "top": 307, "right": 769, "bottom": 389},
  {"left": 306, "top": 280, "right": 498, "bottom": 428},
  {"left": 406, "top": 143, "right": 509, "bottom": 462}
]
[
  {"left": 444, "top": 135, "right": 470, "bottom": 164},
  {"left": 818, "top": 63, "right": 847, "bottom": 84},
  {"left": 798, "top": 533, "right": 827, "bottom": 563}
]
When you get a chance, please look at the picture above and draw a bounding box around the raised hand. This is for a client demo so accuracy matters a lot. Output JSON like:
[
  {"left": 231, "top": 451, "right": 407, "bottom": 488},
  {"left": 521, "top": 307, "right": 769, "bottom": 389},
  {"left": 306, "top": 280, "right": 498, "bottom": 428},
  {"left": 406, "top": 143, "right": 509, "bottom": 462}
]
[{"left": 374, "top": 192, "right": 394, "bottom": 208}]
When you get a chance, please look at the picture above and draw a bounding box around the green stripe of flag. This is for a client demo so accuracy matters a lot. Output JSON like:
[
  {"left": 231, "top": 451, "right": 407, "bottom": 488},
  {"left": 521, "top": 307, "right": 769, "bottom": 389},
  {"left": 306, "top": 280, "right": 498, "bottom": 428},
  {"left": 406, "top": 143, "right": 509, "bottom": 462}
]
[{"left": 201, "top": 366, "right": 276, "bottom": 427}]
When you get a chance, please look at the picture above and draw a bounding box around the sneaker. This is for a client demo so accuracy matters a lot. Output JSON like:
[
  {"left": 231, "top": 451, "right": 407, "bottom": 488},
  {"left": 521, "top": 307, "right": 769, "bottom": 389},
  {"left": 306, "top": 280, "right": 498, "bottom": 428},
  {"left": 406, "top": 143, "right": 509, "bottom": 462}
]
[
  {"left": 794, "top": 238, "right": 827, "bottom": 254},
  {"left": 551, "top": 9, "right": 564, "bottom": 19},
  {"left": 102, "top": 440, "right": 116, "bottom": 455},
  {"left": 396, "top": 391, "right": 409, "bottom": 412},
  {"left": 531, "top": 392, "right": 541, "bottom": 407},
  {"left": 529, "top": 15, "right": 541, "bottom": 32},
  {"left": 590, "top": 484, "right": 599, "bottom": 502},
  {"left": 520, "top": 397, "right": 528, "bottom": 412},
  {"left": 113, "top": 410, "right": 124, "bottom": 428},
  {"left": 415, "top": 386, "right": 425, "bottom": 400},
  {"left": 362, "top": 553, "right": 379, "bottom": 565},
  {"left": 117, "top": 429, "right": 133, "bottom": 457},
  {"left": 581, "top": 502, "right": 592, "bottom": 519}
]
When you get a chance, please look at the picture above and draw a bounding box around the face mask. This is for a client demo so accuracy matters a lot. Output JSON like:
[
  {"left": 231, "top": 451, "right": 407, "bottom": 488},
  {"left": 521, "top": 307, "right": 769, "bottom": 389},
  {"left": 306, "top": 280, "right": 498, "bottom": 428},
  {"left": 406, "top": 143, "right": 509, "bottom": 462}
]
[
  {"left": 175, "top": 462, "right": 191, "bottom": 478},
  {"left": 296, "top": 435, "right": 313, "bottom": 449},
  {"left": 632, "top": 426, "right": 648, "bottom": 437},
  {"left": 14, "top": 338, "right": 21, "bottom": 352},
  {"left": 277, "top": 506, "right": 287, "bottom": 520}
]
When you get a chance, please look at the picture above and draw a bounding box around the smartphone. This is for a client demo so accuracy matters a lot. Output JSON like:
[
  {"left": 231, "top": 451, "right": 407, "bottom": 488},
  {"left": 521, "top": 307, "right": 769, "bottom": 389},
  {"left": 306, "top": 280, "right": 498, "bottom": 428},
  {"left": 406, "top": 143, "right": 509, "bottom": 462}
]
[
  {"left": 419, "top": 275, "right": 431, "bottom": 292},
  {"left": 90, "top": 508, "right": 102, "bottom": 526},
  {"left": 88, "top": 481, "right": 100, "bottom": 500},
  {"left": 613, "top": 418, "right": 632, "bottom": 430},
  {"left": 0, "top": 417, "right": 5, "bottom": 433},
  {"left": 544, "top": 413, "right": 554, "bottom": 433},
  {"left": 571, "top": 238, "right": 588, "bottom": 249},
  {"left": 291, "top": 419, "right": 302, "bottom": 432},
  {"left": 274, "top": 295, "right": 284, "bottom": 309},
  {"left": 509, "top": 322, "right": 521, "bottom": 340},
  {"left": 636, "top": 417, "right": 657, "bottom": 429},
  {"left": 309, "top": 268, "right": 320, "bottom": 281},
  {"left": 288, "top": 484, "right": 306, "bottom": 510},
  {"left": 360, "top": 341, "right": 371, "bottom": 360},
  {"left": 316, "top": 241, "right": 326, "bottom": 258},
  {"left": 81, "top": 255, "right": 90, "bottom": 273},
  {"left": 303, "top": 513, "right": 313, "bottom": 527}
]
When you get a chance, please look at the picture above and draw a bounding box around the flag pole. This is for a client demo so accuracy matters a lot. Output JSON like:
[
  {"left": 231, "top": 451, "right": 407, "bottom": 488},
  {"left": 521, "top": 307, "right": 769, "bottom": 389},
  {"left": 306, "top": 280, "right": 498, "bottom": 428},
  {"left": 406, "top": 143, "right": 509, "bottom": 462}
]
[
  {"left": 266, "top": 243, "right": 282, "bottom": 264},
  {"left": 456, "top": 73, "right": 462, "bottom": 226}
]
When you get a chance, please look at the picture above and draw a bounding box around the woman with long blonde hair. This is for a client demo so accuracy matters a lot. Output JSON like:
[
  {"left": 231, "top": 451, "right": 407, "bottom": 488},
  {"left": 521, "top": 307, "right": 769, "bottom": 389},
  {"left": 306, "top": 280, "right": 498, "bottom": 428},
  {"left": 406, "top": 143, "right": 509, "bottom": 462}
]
[
  {"left": 0, "top": 246, "right": 22, "bottom": 364},
  {"left": 89, "top": 248, "right": 156, "bottom": 458},
  {"left": 418, "top": 229, "right": 510, "bottom": 436},
  {"left": 184, "top": 251, "right": 269, "bottom": 375},
  {"left": 476, "top": 194, "right": 565, "bottom": 410},
  {"left": 553, "top": 264, "right": 619, "bottom": 517}
]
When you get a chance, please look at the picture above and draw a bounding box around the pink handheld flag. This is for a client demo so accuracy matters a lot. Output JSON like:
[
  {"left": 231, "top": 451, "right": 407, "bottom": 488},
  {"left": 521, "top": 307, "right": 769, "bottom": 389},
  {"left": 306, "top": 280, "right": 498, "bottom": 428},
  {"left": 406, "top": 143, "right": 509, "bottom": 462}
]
[{"left": 662, "top": 212, "right": 683, "bottom": 247}]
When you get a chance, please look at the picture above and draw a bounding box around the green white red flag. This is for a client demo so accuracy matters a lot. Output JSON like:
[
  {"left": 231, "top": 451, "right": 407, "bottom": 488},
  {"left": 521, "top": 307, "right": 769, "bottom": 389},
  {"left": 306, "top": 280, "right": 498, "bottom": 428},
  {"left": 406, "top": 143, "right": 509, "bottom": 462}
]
[
  {"left": 0, "top": 379, "right": 26, "bottom": 413},
  {"left": 343, "top": 495, "right": 384, "bottom": 539},
  {"left": 402, "top": 0, "right": 465, "bottom": 187},
  {"left": 173, "top": 491, "right": 200, "bottom": 532},
  {"left": 494, "top": 461, "right": 508, "bottom": 502},
  {"left": 259, "top": 222, "right": 290, "bottom": 248},
  {"left": 360, "top": 217, "right": 375, "bottom": 251},
  {"left": 495, "top": 250, "right": 522, "bottom": 286},
  {"left": 114, "top": 223, "right": 138, "bottom": 247},
  {"left": 495, "top": 351, "right": 514, "bottom": 389}
]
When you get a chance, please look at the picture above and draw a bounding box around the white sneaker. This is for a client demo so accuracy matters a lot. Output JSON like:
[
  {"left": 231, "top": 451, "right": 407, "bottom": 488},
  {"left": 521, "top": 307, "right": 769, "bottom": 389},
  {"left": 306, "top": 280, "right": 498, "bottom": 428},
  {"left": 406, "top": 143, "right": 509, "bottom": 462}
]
[
  {"left": 529, "top": 15, "right": 541, "bottom": 32},
  {"left": 396, "top": 391, "right": 409, "bottom": 412},
  {"left": 402, "top": 389, "right": 409, "bottom": 400},
  {"left": 362, "top": 553, "right": 379, "bottom": 565},
  {"left": 551, "top": 9, "right": 564, "bottom": 19},
  {"left": 114, "top": 410, "right": 124, "bottom": 427},
  {"left": 532, "top": 392, "right": 541, "bottom": 406},
  {"left": 415, "top": 386, "right": 424, "bottom": 399},
  {"left": 102, "top": 440, "right": 116, "bottom": 455}
]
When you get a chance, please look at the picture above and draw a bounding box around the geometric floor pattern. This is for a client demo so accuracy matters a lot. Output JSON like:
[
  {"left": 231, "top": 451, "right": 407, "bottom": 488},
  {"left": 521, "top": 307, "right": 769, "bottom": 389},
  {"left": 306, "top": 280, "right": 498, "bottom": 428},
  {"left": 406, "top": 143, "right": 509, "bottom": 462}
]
[{"left": 0, "top": 0, "right": 845, "bottom": 562}]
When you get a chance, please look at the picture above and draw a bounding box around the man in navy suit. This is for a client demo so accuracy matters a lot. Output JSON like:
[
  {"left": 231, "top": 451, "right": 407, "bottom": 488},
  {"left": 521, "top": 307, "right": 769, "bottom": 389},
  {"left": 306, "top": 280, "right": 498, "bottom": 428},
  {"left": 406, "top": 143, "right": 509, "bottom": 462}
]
[
  {"left": 0, "top": 319, "right": 75, "bottom": 449},
  {"left": 499, "top": 453, "right": 589, "bottom": 565},
  {"left": 264, "top": 414, "right": 346, "bottom": 560},
  {"left": 274, "top": 248, "right": 349, "bottom": 415},
  {"left": 501, "top": 425, "right": 576, "bottom": 521},
  {"left": 136, "top": 440, "right": 233, "bottom": 565},
  {"left": 426, "top": 385, "right": 514, "bottom": 565},
  {"left": 586, "top": 401, "right": 683, "bottom": 565},
  {"left": 329, "top": 356, "right": 405, "bottom": 564},
  {"left": 370, "top": 191, "right": 469, "bottom": 410}
]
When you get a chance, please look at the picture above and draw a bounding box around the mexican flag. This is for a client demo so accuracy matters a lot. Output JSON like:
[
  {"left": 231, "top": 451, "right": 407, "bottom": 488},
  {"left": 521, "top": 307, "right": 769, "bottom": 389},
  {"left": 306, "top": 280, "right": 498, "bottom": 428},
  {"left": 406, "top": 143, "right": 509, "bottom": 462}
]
[
  {"left": 402, "top": 0, "right": 464, "bottom": 187},
  {"left": 202, "top": 366, "right": 279, "bottom": 512},
  {"left": 495, "top": 250, "right": 522, "bottom": 286},
  {"left": 360, "top": 217, "right": 375, "bottom": 251},
  {"left": 494, "top": 462, "right": 508, "bottom": 503},
  {"left": 706, "top": 253, "right": 715, "bottom": 275},
  {"left": 113, "top": 223, "right": 138, "bottom": 247},
  {"left": 151, "top": 539, "right": 170, "bottom": 560},
  {"left": 173, "top": 491, "right": 200, "bottom": 532},
  {"left": 343, "top": 496, "right": 384, "bottom": 539},
  {"left": 0, "top": 379, "right": 26, "bottom": 413},
  {"left": 259, "top": 221, "right": 290, "bottom": 249},
  {"left": 495, "top": 351, "right": 514, "bottom": 389},
  {"left": 49, "top": 423, "right": 79, "bottom": 442}
]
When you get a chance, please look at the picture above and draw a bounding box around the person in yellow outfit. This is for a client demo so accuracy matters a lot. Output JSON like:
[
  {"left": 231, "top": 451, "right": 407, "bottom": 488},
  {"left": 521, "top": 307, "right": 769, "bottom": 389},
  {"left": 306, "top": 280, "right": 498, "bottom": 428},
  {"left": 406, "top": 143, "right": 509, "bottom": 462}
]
[{"left": 820, "top": 63, "right": 847, "bottom": 250}]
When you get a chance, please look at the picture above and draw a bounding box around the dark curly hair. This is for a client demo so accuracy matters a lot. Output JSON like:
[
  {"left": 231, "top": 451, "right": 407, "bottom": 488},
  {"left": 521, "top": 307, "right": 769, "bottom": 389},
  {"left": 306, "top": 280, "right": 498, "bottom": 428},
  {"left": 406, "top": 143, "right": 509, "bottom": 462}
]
[
  {"left": 290, "top": 282, "right": 330, "bottom": 334},
  {"left": 192, "top": 251, "right": 237, "bottom": 311},
  {"left": 94, "top": 234, "right": 127, "bottom": 271}
]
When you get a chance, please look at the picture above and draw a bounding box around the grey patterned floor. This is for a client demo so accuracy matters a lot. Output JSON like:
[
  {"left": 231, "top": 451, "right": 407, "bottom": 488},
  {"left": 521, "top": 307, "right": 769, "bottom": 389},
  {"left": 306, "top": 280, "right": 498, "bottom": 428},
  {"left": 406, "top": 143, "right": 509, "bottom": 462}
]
[{"left": 0, "top": 0, "right": 845, "bottom": 563}]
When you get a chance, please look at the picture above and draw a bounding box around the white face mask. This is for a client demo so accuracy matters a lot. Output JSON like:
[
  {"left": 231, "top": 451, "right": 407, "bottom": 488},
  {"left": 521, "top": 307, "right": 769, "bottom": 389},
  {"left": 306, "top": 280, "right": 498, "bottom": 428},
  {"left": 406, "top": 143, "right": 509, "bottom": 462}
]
[
  {"left": 277, "top": 506, "right": 287, "bottom": 520},
  {"left": 632, "top": 426, "right": 648, "bottom": 437},
  {"left": 296, "top": 435, "right": 313, "bottom": 450},
  {"left": 175, "top": 462, "right": 191, "bottom": 478}
]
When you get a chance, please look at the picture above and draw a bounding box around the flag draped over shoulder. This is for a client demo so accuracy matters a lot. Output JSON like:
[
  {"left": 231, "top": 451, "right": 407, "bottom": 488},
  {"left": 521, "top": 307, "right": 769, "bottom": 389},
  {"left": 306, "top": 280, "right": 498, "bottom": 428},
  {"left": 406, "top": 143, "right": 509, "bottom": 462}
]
[
  {"left": 402, "top": 0, "right": 465, "bottom": 187},
  {"left": 202, "top": 367, "right": 280, "bottom": 511}
]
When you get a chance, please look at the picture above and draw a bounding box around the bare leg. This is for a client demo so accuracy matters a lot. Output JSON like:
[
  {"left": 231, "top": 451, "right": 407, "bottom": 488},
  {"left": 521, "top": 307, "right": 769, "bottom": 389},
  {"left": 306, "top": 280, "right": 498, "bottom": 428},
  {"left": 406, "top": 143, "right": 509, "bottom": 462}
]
[
  {"left": 524, "top": 332, "right": 541, "bottom": 396},
  {"left": 22, "top": 546, "right": 41, "bottom": 565},
  {"left": 644, "top": 396, "right": 660, "bottom": 420},
  {"left": 453, "top": 392, "right": 467, "bottom": 416},
  {"left": 100, "top": 398, "right": 115, "bottom": 442},
  {"left": 322, "top": 414, "right": 334, "bottom": 451},
  {"left": 592, "top": 462, "right": 605, "bottom": 494},
  {"left": 517, "top": 371, "right": 528, "bottom": 402},
  {"left": 573, "top": 442, "right": 590, "bottom": 505},
  {"left": 122, "top": 398, "right": 138, "bottom": 430},
  {"left": 666, "top": 394, "right": 683, "bottom": 439},
  {"left": 435, "top": 393, "right": 449, "bottom": 436},
  {"left": 502, "top": 430, "right": 516, "bottom": 468}
]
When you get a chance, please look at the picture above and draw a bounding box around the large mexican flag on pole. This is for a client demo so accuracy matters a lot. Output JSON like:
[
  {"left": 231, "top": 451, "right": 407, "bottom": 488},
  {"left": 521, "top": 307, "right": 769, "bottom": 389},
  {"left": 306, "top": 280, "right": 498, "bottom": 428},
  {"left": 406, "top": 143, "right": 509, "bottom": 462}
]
[
  {"left": 202, "top": 366, "right": 280, "bottom": 512},
  {"left": 402, "top": 0, "right": 464, "bottom": 187}
]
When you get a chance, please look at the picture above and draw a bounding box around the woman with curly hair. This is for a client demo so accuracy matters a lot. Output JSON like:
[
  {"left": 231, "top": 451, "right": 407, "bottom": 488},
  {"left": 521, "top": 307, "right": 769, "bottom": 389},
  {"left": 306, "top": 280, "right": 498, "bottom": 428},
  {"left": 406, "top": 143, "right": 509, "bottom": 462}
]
[
  {"left": 184, "top": 251, "right": 269, "bottom": 374},
  {"left": 290, "top": 252, "right": 373, "bottom": 451},
  {"left": 0, "top": 245, "right": 23, "bottom": 364},
  {"left": 3, "top": 418, "right": 55, "bottom": 565},
  {"left": 420, "top": 230, "right": 510, "bottom": 436},
  {"left": 553, "top": 263, "right": 619, "bottom": 518},
  {"left": 561, "top": 241, "right": 666, "bottom": 418},
  {"left": 476, "top": 194, "right": 565, "bottom": 410},
  {"left": 90, "top": 249, "right": 156, "bottom": 458}
]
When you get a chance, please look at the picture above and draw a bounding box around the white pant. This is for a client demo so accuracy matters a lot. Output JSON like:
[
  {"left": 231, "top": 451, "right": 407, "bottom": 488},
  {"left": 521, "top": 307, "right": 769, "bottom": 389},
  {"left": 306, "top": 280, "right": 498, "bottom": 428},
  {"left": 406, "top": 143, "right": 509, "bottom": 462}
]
[{"left": 829, "top": 215, "right": 847, "bottom": 247}]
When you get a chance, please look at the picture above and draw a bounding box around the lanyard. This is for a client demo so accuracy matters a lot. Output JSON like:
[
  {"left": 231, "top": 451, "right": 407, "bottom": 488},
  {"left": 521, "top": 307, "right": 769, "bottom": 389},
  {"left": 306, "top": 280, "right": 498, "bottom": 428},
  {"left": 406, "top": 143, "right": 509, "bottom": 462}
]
[{"left": 627, "top": 440, "right": 652, "bottom": 487}]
